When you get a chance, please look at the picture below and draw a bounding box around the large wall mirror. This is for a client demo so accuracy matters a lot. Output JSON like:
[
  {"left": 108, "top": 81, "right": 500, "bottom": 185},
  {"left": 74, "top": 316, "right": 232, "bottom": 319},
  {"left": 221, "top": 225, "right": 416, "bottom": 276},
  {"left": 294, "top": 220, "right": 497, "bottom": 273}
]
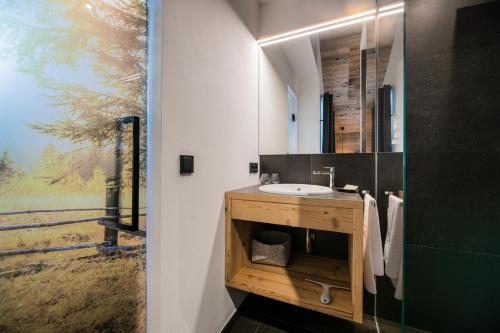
[{"left": 258, "top": 1, "right": 404, "bottom": 154}]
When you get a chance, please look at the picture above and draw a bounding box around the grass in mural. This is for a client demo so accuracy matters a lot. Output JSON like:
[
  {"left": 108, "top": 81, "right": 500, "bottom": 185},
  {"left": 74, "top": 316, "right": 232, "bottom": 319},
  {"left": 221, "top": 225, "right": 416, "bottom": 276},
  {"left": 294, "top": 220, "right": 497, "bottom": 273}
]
[
  {"left": 0, "top": 252, "right": 145, "bottom": 333},
  {"left": 0, "top": 188, "right": 146, "bottom": 333}
]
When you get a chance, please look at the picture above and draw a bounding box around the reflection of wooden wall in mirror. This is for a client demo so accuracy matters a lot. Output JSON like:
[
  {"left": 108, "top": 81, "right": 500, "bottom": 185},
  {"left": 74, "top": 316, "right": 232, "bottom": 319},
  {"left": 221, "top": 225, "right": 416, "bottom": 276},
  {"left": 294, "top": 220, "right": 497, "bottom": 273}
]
[{"left": 321, "top": 34, "right": 376, "bottom": 153}]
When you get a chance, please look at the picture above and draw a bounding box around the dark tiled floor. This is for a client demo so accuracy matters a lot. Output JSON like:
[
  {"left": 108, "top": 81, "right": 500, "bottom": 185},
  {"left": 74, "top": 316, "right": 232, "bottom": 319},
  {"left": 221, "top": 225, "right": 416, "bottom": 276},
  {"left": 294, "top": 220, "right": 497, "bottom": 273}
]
[
  {"left": 226, "top": 315, "right": 286, "bottom": 333},
  {"left": 223, "top": 294, "right": 407, "bottom": 333}
]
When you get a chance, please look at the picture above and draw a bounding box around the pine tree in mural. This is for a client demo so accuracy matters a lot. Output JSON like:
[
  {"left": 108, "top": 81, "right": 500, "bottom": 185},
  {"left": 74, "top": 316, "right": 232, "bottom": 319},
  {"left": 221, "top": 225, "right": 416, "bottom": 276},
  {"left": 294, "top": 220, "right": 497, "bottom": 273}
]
[
  {"left": 0, "top": 150, "right": 15, "bottom": 186},
  {"left": 0, "top": 0, "right": 148, "bottom": 184}
]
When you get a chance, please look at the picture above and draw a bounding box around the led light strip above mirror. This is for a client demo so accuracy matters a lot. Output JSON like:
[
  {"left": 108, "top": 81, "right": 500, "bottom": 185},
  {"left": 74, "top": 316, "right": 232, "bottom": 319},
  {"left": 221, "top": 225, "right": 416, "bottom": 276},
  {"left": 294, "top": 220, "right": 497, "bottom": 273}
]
[{"left": 257, "top": 1, "right": 404, "bottom": 47}]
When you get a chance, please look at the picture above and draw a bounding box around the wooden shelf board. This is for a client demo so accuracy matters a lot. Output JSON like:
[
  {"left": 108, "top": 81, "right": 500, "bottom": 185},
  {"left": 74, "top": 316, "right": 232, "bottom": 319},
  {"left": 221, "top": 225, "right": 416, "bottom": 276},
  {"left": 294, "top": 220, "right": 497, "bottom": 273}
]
[{"left": 227, "top": 254, "right": 353, "bottom": 321}]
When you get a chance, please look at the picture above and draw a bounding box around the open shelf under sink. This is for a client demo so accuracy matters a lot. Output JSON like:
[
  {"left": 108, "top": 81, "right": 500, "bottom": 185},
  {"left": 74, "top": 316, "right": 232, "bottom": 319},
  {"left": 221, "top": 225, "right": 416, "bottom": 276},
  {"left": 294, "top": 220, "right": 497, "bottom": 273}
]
[{"left": 227, "top": 253, "right": 353, "bottom": 320}]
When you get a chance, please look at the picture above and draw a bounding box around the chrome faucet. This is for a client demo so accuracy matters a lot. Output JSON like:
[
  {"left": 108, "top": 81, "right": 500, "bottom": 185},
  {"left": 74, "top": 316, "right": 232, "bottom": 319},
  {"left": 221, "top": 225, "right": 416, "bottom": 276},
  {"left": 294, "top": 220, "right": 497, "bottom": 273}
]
[{"left": 312, "top": 166, "right": 335, "bottom": 189}]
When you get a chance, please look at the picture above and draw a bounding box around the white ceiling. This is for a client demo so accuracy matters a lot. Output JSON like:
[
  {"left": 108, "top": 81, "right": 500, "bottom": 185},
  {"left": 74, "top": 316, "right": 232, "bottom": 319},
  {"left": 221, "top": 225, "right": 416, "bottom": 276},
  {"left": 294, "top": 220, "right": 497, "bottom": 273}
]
[{"left": 258, "top": 0, "right": 376, "bottom": 38}]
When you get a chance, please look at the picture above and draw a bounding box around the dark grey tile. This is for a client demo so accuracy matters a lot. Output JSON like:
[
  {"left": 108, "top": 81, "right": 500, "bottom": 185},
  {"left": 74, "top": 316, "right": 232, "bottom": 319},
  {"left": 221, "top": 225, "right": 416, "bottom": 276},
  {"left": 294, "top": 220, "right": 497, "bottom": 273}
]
[
  {"left": 256, "top": 323, "right": 287, "bottom": 333},
  {"left": 363, "top": 290, "right": 375, "bottom": 317},
  {"left": 310, "top": 153, "right": 375, "bottom": 193},
  {"left": 407, "top": 45, "right": 500, "bottom": 153},
  {"left": 374, "top": 276, "right": 402, "bottom": 324},
  {"left": 406, "top": 0, "right": 458, "bottom": 60},
  {"left": 375, "top": 315, "right": 408, "bottom": 333},
  {"left": 375, "top": 153, "right": 403, "bottom": 323},
  {"left": 377, "top": 153, "right": 403, "bottom": 241},
  {"left": 291, "top": 227, "right": 348, "bottom": 261},
  {"left": 239, "top": 294, "right": 384, "bottom": 333},
  {"left": 406, "top": 151, "right": 500, "bottom": 255},
  {"left": 405, "top": 1, "right": 500, "bottom": 332},
  {"left": 405, "top": 245, "right": 500, "bottom": 332},
  {"left": 406, "top": 56, "right": 446, "bottom": 104},
  {"left": 455, "top": 1, "right": 500, "bottom": 52},
  {"left": 260, "top": 154, "right": 311, "bottom": 184},
  {"left": 370, "top": 156, "right": 403, "bottom": 323},
  {"left": 224, "top": 315, "right": 260, "bottom": 333},
  {"left": 401, "top": 325, "right": 430, "bottom": 333},
  {"left": 406, "top": 0, "right": 496, "bottom": 60}
]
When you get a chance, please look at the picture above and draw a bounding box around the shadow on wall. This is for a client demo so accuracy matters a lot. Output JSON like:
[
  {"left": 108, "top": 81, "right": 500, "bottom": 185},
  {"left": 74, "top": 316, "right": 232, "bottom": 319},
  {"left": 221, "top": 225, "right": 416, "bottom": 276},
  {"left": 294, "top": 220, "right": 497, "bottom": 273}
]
[
  {"left": 226, "top": 0, "right": 259, "bottom": 38},
  {"left": 193, "top": 201, "right": 247, "bottom": 333}
]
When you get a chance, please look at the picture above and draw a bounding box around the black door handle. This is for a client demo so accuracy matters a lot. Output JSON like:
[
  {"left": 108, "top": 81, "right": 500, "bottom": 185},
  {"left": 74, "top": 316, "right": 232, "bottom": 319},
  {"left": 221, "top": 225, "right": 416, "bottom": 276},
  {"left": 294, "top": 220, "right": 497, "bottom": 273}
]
[{"left": 121, "top": 116, "right": 140, "bottom": 231}]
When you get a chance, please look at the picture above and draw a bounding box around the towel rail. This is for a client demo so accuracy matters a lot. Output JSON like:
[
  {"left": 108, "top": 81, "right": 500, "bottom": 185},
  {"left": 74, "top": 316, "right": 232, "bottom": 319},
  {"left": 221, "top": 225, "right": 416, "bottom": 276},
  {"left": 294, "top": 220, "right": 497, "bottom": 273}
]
[
  {"left": 361, "top": 190, "right": 376, "bottom": 207},
  {"left": 384, "top": 190, "right": 403, "bottom": 206}
]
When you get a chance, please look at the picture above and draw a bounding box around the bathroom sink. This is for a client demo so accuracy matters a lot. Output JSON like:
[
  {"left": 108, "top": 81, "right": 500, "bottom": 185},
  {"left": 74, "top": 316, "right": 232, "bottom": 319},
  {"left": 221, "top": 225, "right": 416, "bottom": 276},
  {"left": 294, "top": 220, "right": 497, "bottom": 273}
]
[{"left": 258, "top": 184, "right": 333, "bottom": 196}]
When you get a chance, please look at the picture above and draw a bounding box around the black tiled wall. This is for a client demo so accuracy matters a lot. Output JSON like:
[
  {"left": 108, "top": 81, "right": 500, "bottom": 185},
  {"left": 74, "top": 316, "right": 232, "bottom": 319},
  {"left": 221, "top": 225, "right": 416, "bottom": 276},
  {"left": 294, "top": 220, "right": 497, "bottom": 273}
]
[
  {"left": 375, "top": 153, "right": 403, "bottom": 324},
  {"left": 260, "top": 154, "right": 376, "bottom": 192},
  {"left": 260, "top": 154, "right": 312, "bottom": 184},
  {"left": 260, "top": 152, "right": 403, "bottom": 323},
  {"left": 406, "top": 0, "right": 500, "bottom": 331}
]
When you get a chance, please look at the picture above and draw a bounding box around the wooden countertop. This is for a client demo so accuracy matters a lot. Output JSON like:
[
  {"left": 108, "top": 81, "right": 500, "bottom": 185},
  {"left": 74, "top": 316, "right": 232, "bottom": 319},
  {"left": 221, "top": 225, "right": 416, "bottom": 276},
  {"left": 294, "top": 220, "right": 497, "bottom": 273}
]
[{"left": 226, "top": 185, "right": 362, "bottom": 209}]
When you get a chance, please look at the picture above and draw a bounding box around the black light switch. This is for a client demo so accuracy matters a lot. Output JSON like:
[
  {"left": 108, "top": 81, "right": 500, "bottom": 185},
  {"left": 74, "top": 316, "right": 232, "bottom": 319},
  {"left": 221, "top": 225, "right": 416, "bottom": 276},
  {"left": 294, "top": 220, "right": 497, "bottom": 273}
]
[
  {"left": 249, "top": 162, "right": 258, "bottom": 173},
  {"left": 180, "top": 155, "right": 194, "bottom": 174}
]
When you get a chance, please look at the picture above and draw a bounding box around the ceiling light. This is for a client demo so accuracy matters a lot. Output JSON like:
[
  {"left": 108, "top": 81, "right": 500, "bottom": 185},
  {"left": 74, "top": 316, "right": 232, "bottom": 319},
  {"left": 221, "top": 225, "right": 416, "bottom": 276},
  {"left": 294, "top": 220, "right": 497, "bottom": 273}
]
[
  {"left": 257, "top": 2, "right": 405, "bottom": 47},
  {"left": 259, "top": 15, "right": 375, "bottom": 47},
  {"left": 378, "top": 7, "right": 405, "bottom": 18},
  {"left": 379, "top": 2, "right": 404, "bottom": 12},
  {"left": 258, "top": 9, "right": 376, "bottom": 45}
]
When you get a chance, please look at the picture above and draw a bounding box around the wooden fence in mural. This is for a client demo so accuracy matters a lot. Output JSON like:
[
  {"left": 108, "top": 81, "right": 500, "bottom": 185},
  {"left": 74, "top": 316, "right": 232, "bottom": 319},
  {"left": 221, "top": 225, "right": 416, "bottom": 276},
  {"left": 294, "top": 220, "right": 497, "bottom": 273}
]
[{"left": 0, "top": 184, "right": 146, "bottom": 257}]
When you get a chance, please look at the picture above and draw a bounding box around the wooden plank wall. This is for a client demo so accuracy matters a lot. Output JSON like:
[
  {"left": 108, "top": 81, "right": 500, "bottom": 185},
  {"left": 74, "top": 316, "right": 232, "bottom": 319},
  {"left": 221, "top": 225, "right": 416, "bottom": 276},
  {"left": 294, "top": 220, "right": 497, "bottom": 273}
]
[
  {"left": 321, "top": 34, "right": 379, "bottom": 153},
  {"left": 321, "top": 34, "right": 362, "bottom": 153}
]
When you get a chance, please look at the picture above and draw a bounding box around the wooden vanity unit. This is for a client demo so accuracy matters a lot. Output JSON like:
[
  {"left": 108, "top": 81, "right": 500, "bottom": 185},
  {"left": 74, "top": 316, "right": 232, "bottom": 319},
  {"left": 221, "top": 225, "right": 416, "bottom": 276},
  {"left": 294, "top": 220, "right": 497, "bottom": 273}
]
[{"left": 225, "top": 185, "right": 364, "bottom": 323}]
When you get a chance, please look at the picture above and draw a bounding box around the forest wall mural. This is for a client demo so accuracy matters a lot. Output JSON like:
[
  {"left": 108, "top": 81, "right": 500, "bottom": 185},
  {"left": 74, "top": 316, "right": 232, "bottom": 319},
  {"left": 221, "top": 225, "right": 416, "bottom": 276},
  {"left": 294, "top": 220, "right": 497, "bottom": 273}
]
[{"left": 0, "top": 1, "right": 148, "bottom": 332}]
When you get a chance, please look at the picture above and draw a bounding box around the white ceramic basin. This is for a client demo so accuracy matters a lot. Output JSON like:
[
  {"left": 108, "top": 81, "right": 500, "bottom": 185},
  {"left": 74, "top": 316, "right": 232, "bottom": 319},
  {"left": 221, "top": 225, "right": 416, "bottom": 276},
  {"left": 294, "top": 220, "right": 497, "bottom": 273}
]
[{"left": 258, "top": 184, "right": 333, "bottom": 196}]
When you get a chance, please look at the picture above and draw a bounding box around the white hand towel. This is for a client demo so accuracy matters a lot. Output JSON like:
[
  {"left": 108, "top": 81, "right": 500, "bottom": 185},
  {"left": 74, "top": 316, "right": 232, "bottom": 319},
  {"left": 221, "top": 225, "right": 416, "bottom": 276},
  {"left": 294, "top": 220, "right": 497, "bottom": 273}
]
[
  {"left": 394, "top": 258, "right": 403, "bottom": 300},
  {"left": 384, "top": 194, "right": 404, "bottom": 300},
  {"left": 363, "top": 194, "right": 384, "bottom": 295}
]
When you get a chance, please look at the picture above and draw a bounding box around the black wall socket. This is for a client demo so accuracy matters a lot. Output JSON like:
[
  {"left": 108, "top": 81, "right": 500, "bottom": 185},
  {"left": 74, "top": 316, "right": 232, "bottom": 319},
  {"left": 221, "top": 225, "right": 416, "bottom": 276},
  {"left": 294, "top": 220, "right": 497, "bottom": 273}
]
[
  {"left": 180, "top": 155, "right": 194, "bottom": 174},
  {"left": 249, "top": 162, "right": 258, "bottom": 173}
]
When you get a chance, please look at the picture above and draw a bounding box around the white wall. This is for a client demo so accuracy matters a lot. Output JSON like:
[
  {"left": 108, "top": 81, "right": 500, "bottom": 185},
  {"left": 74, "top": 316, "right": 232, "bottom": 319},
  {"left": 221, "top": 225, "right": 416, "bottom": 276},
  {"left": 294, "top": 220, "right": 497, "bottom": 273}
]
[
  {"left": 259, "top": 0, "right": 375, "bottom": 38},
  {"left": 261, "top": 46, "right": 297, "bottom": 93},
  {"left": 259, "top": 48, "right": 291, "bottom": 155},
  {"left": 259, "top": 37, "right": 322, "bottom": 155},
  {"left": 382, "top": 16, "right": 404, "bottom": 152},
  {"left": 297, "top": 74, "right": 321, "bottom": 154},
  {"left": 162, "top": 0, "right": 259, "bottom": 332},
  {"left": 311, "top": 35, "right": 324, "bottom": 94}
]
